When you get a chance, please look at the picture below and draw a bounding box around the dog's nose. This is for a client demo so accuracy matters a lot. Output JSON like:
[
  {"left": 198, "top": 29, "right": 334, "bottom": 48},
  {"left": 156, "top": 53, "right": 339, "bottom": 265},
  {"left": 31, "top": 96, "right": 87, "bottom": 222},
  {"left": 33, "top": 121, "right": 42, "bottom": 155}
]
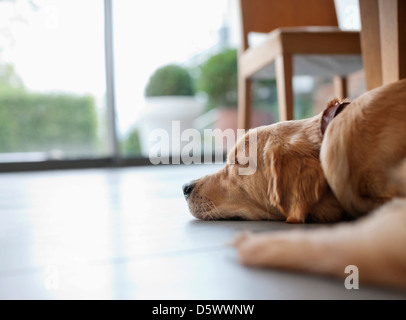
[{"left": 182, "top": 182, "right": 195, "bottom": 197}]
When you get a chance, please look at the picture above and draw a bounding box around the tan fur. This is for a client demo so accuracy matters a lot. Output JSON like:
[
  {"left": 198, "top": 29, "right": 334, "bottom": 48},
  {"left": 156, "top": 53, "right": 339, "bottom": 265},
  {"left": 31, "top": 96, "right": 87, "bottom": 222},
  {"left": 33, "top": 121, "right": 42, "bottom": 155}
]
[
  {"left": 232, "top": 79, "right": 406, "bottom": 288},
  {"left": 321, "top": 79, "right": 406, "bottom": 216},
  {"left": 185, "top": 110, "right": 345, "bottom": 223},
  {"left": 185, "top": 79, "right": 406, "bottom": 288}
]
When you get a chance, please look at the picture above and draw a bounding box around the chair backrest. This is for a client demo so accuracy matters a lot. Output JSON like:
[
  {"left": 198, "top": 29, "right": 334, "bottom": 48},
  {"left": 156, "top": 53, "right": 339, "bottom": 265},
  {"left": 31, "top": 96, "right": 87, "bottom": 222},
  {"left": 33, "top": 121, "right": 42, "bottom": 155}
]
[{"left": 240, "top": 0, "right": 339, "bottom": 49}]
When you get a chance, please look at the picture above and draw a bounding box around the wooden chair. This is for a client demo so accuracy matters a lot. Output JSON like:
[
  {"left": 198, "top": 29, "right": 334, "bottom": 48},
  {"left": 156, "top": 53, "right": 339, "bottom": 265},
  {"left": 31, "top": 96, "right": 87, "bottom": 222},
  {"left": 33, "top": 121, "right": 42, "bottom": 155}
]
[{"left": 238, "top": 0, "right": 362, "bottom": 129}]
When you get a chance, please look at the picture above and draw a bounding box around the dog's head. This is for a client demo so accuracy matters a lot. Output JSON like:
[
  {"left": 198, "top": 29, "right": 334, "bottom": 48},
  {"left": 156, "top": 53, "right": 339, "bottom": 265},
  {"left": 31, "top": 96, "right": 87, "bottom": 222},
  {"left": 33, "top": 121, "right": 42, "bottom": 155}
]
[{"left": 183, "top": 101, "right": 347, "bottom": 223}]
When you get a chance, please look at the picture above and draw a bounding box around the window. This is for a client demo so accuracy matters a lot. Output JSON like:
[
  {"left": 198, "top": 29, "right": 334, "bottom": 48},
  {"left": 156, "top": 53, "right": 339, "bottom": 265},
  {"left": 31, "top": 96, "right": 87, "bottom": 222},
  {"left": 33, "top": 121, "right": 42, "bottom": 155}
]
[
  {"left": 0, "top": 0, "right": 107, "bottom": 162},
  {"left": 0, "top": 0, "right": 283, "bottom": 168},
  {"left": 113, "top": 0, "right": 242, "bottom": 160}
]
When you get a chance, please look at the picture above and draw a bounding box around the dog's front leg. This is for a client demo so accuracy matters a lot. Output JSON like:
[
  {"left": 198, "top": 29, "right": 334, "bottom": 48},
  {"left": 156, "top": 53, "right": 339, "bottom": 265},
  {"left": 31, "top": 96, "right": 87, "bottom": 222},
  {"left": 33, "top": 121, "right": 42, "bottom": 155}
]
[
  {"left": 233, "top": 200, "right": 406, "bottom": 289},
  {"left": 232, "top": 230, "right": 340, "bottom": 272}
]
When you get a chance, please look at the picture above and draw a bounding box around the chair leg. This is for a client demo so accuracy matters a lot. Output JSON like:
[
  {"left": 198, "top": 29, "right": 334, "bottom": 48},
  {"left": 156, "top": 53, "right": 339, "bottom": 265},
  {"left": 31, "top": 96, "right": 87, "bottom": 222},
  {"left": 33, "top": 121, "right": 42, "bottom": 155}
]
[
  {"left": 275, "top": 54, "right": 294, "bottom": 121},
  {"left": 333, "top": 76, "right": 348, "bottom": 99},
  {"left": 359, "top": 0, "right": 383, "bottom": 90},
  {"left": 378, "top": 0, "right": 406, "bottom": 84},
  {"left": 238, "top": 76, "right": 251, "bottom": 130}
]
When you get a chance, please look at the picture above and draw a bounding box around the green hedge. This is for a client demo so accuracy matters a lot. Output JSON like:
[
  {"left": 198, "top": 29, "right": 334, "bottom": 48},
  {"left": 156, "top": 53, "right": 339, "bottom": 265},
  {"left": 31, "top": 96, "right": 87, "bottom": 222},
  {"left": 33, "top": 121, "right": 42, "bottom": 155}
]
[{"left": 0, "top": 92, "right": 98, "bottom": 153}]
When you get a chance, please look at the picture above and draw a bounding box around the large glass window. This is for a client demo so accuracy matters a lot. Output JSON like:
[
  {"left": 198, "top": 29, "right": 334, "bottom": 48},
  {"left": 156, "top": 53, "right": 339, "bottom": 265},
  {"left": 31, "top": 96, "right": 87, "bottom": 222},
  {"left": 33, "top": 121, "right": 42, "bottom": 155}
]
[
  {"left": 113, "top": 0, "right": 247, "bottom": 159},
  {"left": 0, "top": 0, "right": 107, "bottom": 162}
]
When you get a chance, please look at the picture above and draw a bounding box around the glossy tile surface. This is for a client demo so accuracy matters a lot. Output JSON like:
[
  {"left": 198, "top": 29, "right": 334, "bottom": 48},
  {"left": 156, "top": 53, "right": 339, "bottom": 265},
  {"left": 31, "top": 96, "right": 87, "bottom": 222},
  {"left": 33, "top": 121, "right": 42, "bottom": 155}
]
[{"left": 0, "top": 165, "right": 405, "bottom": 299}]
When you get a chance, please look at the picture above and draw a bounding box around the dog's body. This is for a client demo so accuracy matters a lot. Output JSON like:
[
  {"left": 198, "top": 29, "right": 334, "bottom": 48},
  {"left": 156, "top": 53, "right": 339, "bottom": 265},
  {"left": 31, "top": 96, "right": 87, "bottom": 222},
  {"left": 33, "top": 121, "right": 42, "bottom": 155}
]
[
  {"left": 184, "top": 79, "right": 406, "bottom": 288},
  {"left": 321, "top": 79, "right": 406, "bottom": 217}
]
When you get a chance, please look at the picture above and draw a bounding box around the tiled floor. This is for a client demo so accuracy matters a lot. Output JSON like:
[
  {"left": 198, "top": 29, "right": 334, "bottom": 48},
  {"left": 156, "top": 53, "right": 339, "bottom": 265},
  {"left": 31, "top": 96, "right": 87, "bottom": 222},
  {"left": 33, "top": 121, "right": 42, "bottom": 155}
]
[{"left": 0, "top": 164, "right": 405, "bottom": 299}]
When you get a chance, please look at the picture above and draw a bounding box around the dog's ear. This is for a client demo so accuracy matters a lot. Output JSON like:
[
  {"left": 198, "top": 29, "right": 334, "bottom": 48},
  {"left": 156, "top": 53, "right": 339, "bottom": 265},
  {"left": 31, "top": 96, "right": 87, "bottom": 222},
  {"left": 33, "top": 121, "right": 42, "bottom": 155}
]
[
  {"left": 321, "top": 99, "right": 350, "bottom": 136},
  {"left": 268, "top": 147, "right": 327, "bottom": 223}
]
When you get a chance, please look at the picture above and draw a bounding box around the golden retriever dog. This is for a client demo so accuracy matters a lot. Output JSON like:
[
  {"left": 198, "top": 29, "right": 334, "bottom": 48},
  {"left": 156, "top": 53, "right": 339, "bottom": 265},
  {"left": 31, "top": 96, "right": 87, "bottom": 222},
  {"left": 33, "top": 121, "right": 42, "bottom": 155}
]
[
  {"left": 183, "top": 103, "right": 346, "bottom": 223},
  {"left": 183, "top": 79, "right": 406, "bottom": 288}
]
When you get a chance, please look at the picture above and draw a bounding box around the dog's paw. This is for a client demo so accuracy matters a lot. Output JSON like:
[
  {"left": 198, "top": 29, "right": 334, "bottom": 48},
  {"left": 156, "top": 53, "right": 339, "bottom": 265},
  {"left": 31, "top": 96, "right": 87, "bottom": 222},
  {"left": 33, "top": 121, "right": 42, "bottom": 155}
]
[
  {"left": 232, "top": 231, "right": 277, "bottom": 267},
  {"left": 232, "top": 231, "right": 307, "bottom": 268}
]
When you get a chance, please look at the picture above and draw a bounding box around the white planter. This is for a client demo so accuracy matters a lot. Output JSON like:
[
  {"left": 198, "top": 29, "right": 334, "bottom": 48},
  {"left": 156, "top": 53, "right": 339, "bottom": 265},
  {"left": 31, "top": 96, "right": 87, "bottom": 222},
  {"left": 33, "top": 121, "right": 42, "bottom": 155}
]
[{"left": 138, "top": 96, "right": 204, "bottom": 157}]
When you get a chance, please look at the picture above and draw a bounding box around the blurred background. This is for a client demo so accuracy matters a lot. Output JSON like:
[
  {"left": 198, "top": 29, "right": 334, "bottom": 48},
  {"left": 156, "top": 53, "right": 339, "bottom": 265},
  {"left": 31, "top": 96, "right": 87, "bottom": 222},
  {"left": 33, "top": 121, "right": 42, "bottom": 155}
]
[{"left": 0, "top": 0, "right": 364, "bottom": 165}]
